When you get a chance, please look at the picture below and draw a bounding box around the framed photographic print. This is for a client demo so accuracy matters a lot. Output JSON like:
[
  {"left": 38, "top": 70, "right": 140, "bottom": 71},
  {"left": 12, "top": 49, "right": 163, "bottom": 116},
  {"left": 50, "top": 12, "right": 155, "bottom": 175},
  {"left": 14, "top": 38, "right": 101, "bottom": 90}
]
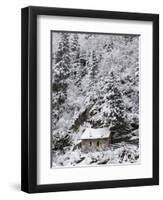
[{"left": 21, "top": 6, "right": 159, "bottom": 193}]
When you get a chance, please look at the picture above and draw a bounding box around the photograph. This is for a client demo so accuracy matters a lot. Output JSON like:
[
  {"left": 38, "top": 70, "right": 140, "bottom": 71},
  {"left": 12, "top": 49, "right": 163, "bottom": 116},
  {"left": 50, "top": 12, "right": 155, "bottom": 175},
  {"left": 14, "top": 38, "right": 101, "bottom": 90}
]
[
  {"left": 21, "top": 6, "right": 159, "bottom": 193},
  {"left": 51, "top": 31, "right": 140, "bottom": 168}
]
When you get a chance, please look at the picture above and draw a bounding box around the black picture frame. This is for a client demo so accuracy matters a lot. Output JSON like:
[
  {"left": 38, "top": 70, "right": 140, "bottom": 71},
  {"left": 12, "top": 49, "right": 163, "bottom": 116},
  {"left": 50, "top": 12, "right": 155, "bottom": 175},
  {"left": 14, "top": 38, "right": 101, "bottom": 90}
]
[{"left": 21, "top": 6, "right": 159, "bottom": 193}]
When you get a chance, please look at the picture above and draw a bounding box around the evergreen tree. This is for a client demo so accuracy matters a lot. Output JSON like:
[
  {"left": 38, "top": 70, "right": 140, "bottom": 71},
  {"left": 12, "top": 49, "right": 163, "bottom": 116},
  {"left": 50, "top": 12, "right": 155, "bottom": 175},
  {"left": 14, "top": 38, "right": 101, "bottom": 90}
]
[
  {"left": 54, "top": 33, "right": 70, "bottom": 82},
  {"left": 52, "top": 132, "right": 72, "bottom": 153},
  {"left": 71, "top": 34, "right": 80, "bottom": 60},
  {"left": 70, "top": 34, "right": 80, "bottom": 80},
  {"left": 52, "top": 33, "right": 70, "bottom": 127},
  {"left": 52, "top": 32, "right": 70, "bottom": 93},
  {"left": 80, "top": 51, "right": 87, "bottom": 78},
  {"left": 108, "top": 72, "right": 130, "bottom": 138},
  {"left": 90, "top": 50, "right": 99, "bottom": 79}
]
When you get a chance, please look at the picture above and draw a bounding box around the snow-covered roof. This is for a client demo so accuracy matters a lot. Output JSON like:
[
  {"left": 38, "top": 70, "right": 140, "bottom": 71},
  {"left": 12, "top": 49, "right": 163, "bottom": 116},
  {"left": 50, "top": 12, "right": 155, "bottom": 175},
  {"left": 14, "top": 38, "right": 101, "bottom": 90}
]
[{"left": 81, "top": 128, "right": 111, "bottom": 140}]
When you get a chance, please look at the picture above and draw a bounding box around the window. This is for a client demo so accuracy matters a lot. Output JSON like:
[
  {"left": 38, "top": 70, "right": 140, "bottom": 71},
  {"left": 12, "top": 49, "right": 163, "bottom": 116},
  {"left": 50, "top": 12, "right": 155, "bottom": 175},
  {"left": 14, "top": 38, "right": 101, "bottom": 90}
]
[
  {"left": 90, "top": 141, "right": 92, "bottom": 146},
  {"left": 97, "top": 141, "right": 100, "bottom": 147}
]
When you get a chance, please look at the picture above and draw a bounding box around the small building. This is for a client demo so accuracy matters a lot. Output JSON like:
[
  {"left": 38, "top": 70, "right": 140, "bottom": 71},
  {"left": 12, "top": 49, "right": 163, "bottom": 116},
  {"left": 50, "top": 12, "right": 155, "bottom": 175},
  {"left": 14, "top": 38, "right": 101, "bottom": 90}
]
[{"left": 80, "top": 128, "right": 111, "bottom": 152}]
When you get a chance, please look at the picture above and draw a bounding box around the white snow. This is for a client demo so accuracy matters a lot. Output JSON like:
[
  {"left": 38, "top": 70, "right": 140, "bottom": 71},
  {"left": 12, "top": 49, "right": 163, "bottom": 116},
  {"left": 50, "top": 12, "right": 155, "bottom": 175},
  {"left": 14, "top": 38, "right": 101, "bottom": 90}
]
[
  {"left": 81, "top": 128, "right": 111, "bottom": 140},
  {"left": 52, "top": 142, "right": 139, "bottom": 167}
]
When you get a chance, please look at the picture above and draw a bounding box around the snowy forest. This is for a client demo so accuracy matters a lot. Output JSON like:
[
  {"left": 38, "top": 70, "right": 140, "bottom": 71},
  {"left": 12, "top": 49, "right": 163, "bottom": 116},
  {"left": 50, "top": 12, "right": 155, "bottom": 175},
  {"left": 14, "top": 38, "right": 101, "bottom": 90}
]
[{"left": 51, "top": 31, "right": 140, "bottom": 167}]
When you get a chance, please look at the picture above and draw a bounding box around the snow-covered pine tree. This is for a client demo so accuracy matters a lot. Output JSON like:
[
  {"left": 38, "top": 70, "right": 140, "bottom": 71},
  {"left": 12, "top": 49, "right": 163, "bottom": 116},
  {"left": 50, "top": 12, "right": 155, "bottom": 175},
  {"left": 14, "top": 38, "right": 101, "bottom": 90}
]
[
  {"left": 55, "top": 33, "right": 70, "bottom": 61},
  {"left": 90, "top": 50, "right": 99, "bottom": 79},
  {"left": 70, "top": 34, "right": 80, "bottom": 79},
  {"left": 71, "top": 34, "right": 80, "bottom": 60},
  {"left": 52, "top": 131, "right": 72, "bottom": 153},
  {"left": 51, "top": 33, "right": 73, "bottom": 152},
  {"left": 52, "top": 33, "right": 71, "bottom": 127},
  {"left": 108, "top": 71, "right": 130, "bottom": 141},
  {"left": 80, "top": 50, "right": 87, "bottom": 78}
]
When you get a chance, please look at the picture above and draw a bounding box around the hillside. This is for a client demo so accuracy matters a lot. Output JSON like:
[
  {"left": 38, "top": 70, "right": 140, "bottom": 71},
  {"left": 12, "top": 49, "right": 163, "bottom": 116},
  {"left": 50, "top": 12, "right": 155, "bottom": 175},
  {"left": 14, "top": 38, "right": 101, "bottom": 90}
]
[{"left": 51, "top": 31, "right": 139, "bottom": 167}]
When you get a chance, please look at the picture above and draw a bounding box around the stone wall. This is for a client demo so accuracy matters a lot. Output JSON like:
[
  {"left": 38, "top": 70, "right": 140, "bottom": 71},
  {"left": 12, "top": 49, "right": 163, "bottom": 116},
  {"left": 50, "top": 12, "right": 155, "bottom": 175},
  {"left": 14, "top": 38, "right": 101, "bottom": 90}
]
[{"left": 81, "top": 138, "right": 111, "bottom": 152}]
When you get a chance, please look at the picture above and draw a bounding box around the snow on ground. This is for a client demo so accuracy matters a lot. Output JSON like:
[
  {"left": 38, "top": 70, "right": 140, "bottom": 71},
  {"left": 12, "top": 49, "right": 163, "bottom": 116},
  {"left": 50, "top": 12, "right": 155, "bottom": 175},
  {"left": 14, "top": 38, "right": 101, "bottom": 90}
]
[{"left": 52, "top": 142, "right": 139, "bottom": 168}]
